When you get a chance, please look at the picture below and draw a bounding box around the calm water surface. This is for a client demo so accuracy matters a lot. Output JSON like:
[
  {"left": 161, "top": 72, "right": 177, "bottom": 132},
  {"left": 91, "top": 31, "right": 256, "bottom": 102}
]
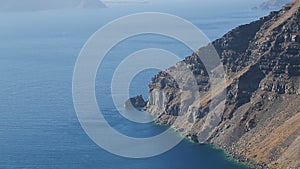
[{"left": 0, "top": 3, "right": 268, "bottom": 169}]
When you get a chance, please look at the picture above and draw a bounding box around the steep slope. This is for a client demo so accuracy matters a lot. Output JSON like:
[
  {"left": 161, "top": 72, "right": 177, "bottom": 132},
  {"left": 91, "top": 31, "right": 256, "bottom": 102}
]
[{"left": 146, "top": 1, "right": 300, "bottom": 168}]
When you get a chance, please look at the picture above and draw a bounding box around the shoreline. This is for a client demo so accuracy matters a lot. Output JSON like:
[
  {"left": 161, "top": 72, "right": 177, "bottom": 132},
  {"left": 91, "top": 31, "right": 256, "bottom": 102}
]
[{"left": 150, "top": 118, "right": 259, "bottom": 169}]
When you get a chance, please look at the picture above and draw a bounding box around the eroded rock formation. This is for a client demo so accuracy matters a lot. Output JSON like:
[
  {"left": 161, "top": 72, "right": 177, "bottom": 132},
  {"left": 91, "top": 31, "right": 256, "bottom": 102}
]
[
  {"left": 125, "top": 95, "right": 148, "bottom": 109},
  {"left": 146, "top": 1, "right": 300, "bottom": 168}
]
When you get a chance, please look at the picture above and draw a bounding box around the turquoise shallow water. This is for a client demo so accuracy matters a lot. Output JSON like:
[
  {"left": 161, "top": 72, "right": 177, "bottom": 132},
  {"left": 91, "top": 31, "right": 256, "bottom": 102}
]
[{"left": 0, "top": 4, "right": 267, "bottom": 169}]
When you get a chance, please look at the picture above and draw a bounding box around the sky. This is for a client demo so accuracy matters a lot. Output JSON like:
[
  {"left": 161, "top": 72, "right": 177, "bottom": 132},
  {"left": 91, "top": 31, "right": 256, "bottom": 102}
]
[
  {"left": 0, "top": 0, "right": 267, "bottom": 11},
  {"left": 104, "top": 0, "right": 266, "bottom": 7},
  {"left": 102, "top": 0, "right": 267, "bottom": 13}
]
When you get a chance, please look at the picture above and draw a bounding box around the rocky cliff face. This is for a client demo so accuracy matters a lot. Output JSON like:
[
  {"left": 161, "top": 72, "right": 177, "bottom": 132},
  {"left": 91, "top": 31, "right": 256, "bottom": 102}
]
[{"left": 146, "top": 1, "right": 300, "bottom": 169}]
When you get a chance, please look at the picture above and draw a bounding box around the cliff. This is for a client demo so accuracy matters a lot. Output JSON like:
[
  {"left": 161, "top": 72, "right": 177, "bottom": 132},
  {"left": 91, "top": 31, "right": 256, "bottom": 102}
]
[{"left": 146, "top": 0, "right": 300, "bottom": 169}]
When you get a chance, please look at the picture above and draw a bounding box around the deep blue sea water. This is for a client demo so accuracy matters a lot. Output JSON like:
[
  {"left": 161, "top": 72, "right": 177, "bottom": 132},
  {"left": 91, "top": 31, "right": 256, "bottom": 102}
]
[{"left": 0, "top": 2, "right": 269, "bottom": 169}]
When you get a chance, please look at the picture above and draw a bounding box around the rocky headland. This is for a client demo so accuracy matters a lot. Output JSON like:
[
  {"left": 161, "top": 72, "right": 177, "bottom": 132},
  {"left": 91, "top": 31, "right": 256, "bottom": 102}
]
[
  {"left": 125, "top": 95, "right": 148, "bottom": 109},
  {"left": 146, "top": 0, "right": 300, "bottom": 168}
]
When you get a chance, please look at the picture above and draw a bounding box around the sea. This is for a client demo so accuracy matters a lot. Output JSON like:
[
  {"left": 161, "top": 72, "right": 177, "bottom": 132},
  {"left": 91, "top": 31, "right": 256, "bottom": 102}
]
[{"left": 0, "top": 1, "right": 269, "bottom": 169}]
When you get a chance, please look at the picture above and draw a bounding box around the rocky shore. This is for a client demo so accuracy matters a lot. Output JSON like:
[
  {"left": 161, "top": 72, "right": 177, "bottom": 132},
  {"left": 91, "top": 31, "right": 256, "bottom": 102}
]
[
  {"left": 146, "top": 1, "right": 300, "bottom": 168},
  {"left": 125, "top": 95, "right": 148, "bottom": 109}
]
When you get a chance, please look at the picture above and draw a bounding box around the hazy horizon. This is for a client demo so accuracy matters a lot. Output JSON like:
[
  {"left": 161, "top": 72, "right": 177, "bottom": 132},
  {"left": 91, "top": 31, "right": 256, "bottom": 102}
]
[{"left": 0, "top": 0, "right": 267, "bottom": 12}]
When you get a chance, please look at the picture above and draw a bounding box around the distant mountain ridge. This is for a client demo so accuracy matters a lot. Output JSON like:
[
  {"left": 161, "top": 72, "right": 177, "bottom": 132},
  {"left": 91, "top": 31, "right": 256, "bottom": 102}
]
[
  {"left": 146, "top": 0, "right": 300, "bottom": 168},
  {"left": 0, "top": 0, "right": 106, "bottom": 12},
  {"left": 253, "top": 0, "right": 292, "bottom": 10}
]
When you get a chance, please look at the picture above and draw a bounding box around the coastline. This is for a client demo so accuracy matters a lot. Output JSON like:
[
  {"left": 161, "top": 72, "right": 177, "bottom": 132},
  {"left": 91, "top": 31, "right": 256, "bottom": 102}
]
[
  {"left": 149, "top": 117, "right": 257, "bottom": 169},
  {"left": 144, "top": 1, "right": 300, "bottom": 168}
]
